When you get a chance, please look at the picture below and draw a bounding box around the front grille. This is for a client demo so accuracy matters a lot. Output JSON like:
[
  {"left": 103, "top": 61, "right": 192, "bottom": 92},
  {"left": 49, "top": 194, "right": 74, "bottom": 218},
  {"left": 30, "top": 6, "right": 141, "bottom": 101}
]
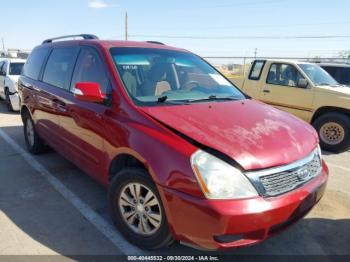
[{"left": 246, "top": 149, "right": 322, "bottom": 197}]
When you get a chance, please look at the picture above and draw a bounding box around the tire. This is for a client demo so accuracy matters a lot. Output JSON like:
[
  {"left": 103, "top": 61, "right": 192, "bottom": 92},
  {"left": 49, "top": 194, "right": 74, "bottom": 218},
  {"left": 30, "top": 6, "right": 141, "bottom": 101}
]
[
  {"left": 5, "top": 88, "right": 14, "bottom": 112},
  {"left": 108, "top": 168, "right": 174, "bottom": 250},
  {"left": 313, "top": 112, "right": 350, "bottom": 152},
  {"left": 23, "top": 111, "right": 47, "bottom": 154}
]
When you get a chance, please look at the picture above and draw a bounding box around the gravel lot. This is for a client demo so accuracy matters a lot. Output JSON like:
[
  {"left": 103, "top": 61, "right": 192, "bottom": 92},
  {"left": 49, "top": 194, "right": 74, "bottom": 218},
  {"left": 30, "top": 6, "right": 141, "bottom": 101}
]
[{"left": 0, "top": 100, "right": 349, "bottom": 258}]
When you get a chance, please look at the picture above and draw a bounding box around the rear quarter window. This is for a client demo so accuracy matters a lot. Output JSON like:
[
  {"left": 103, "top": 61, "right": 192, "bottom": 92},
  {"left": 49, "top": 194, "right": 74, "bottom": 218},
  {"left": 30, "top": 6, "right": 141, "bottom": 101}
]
[
  {"left": 22, "top": 47, "right": 50, "bottom": 80},
  {"left": 249, "top": 60, "right": 265, "bottom": 80}
]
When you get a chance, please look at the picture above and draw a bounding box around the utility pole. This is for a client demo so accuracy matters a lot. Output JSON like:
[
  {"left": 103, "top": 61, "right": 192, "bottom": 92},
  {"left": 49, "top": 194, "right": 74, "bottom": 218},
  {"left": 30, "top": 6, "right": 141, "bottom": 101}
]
[
  {"left": 254, "top": 48, "right": 258, "bottom": 59},
  {"left": 1, "top": 38, "right": 5, "bottom": 53},
  {"left": 125, "top": 12, "right": 128, "bottom": 41}
]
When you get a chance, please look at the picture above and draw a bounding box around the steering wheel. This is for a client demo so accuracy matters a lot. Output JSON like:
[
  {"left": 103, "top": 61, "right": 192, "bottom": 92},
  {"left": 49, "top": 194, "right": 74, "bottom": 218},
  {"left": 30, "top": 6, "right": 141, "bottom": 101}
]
[{"left": 182, "top": 81, "right": 201, "bottom": 90}]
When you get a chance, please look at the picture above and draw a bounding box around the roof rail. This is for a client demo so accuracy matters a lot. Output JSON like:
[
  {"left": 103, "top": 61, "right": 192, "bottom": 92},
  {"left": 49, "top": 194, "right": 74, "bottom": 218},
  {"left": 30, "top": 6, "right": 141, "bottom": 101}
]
[
  {"left": 42, "top": 34, "right": 99, "bottom": 44},
  {"left": 146, "top": 41, "right": 165, "bottom": 45}
]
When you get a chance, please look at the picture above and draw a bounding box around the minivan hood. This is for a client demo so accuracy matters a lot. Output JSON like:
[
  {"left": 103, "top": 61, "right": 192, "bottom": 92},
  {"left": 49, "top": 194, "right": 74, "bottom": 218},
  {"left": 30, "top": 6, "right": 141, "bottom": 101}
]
[{"left": 141, "top": 99, "right": 318, "bottom": 170}]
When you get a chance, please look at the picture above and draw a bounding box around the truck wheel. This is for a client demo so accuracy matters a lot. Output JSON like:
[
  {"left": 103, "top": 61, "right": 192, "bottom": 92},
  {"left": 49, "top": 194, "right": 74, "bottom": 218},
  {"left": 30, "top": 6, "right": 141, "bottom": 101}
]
[
  {"left": 5, "top": 88, "right": 14, "bottom": 112},
  {"left": 313, "top": 113, "right": 350, "bottom": 152},
  {"left": 23, "top": 111, "right": 47, "bottom": 154},
  {"left": 108, "top": 168, "right": 174, "bottom": 250}
]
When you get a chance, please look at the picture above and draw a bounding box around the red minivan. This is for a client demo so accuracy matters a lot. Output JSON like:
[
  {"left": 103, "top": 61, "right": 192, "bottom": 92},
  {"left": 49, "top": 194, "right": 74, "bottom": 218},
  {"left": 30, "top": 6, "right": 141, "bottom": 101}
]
[{"left": 19, "top": 35, "right": 328, "bottom": 250}]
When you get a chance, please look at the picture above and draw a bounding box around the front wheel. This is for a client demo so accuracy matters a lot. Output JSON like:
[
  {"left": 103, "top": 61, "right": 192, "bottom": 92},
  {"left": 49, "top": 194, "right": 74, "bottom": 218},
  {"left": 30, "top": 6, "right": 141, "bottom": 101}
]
[
  {"left": 108, "top": 168, "right": 173, "bottom": 250},
  {"left": 313, "top": 113, "right": 350, "bottom": 152}
]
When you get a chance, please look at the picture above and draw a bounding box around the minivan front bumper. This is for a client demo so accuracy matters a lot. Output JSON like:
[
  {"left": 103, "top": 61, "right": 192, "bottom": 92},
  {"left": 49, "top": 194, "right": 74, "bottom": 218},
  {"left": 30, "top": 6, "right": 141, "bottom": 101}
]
[{"left": 158, "top": 160, "right": 328, "bottom": 250}]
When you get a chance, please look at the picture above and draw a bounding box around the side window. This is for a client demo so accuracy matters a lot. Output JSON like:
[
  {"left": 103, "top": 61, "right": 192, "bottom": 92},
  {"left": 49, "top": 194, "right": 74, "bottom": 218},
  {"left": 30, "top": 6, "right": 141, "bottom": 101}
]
[
  {"left": 43, "top": 47, "right": 79, "bottom": 90},
  {"left": 22, "top": 48, "right": 49, "bottom": 80},
  {"left": 1, "top": 61, "right": 8, "bottom": 75},
  {"left": 267, "top": 64, "right": 278, "bottom": 84},
  {"left": 71, "top": 47, "right": 111, "bottom": 95},
  {"left": 249, "top": 60, "right": 265, "bottom": 80},
  {"left": 267, "top": 63, "right": 305, "bottom": 87},
  {"left": 0, "top": 61, "right": 5, "bottom": 75}
]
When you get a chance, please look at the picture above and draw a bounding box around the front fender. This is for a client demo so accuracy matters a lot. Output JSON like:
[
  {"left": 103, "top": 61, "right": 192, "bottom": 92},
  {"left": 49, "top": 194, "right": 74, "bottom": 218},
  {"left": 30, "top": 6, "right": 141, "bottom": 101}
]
[
  {"left": 104, "top": 118, "right": 204, "bottom": 198},
  {"left": 5, "top": 78, "right": 17, "bottom": 94},
  {"left": 314, "top": 89, "right": 350, "bottom": 112}
]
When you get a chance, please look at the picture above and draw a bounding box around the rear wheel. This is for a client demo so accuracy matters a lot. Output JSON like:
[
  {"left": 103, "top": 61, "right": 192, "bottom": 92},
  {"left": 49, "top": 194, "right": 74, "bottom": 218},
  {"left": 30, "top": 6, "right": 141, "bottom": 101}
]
[
  {"left": 313, "top": 113, "right": 350, "bottom": 152},
  {"left": 5, "top": 88, "right": 14, "bottom": 112},
  {"left": 23, "top": 111, "right": 47, "bottom": 154},
  {"left": 108, "top": 168, "right": 173, "bottom": 250}
]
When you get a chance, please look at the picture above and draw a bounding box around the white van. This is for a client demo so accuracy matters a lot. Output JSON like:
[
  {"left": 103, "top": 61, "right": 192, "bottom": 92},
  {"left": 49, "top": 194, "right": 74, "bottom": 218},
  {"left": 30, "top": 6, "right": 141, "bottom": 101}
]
[{"left": 0, "top": 58, "right": 26, "bottom": 111}]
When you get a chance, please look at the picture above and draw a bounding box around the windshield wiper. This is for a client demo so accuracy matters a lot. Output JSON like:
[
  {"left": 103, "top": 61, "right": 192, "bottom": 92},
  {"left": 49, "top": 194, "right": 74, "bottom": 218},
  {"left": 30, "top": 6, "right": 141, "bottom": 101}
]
[
  {"left": 156, "top": 96, "right": 189, "bottom": 105},
  {"left": 157, "top": 95, "right": 168, "bottom": 103},
  {"left": 187, "top": 95, "right": 242, "bottom": 103}
]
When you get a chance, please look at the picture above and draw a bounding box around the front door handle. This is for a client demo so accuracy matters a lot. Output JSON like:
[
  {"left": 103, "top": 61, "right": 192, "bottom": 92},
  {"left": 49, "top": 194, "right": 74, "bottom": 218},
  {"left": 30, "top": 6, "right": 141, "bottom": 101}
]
[
  {"left": 52, "top": 99, "right": 67, "bottom": 112},
  {"left": 263, "top": 89, "right": 271, "bottom": 93}
]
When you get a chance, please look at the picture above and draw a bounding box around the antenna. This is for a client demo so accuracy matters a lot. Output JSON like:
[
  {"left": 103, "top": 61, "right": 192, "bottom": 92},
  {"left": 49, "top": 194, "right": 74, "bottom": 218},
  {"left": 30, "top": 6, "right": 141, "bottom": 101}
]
[{"left": 125, "top": 12, "right": 128, "bottom": 41}]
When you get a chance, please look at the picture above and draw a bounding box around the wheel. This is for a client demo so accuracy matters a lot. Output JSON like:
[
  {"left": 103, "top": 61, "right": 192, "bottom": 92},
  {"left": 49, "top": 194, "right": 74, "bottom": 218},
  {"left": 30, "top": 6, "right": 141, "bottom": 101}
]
[
  {"left": 108, "top": 168, "right": 174, "bottom": 250},
  {"left": 313, "top": 113, "right": 350, "bottom": 152},
  {"left": 23, "top": 111, "right": 47, "bottom": 154},
  {"left": 5, "top": 88, "right": 14, "bottom": 112}
]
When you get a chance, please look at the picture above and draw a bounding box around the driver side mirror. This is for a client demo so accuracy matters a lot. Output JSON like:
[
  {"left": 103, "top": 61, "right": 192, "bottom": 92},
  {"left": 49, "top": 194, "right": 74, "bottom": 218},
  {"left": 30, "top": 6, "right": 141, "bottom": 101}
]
[
  {"left": 297, "top": 78, "right": 309, "bottom": 88},
  {"left": 73, "top": 82, "right": 106, "bottom": 103},
  {"left": 0, "top": 71, "right": 6, "bottom": 76}
]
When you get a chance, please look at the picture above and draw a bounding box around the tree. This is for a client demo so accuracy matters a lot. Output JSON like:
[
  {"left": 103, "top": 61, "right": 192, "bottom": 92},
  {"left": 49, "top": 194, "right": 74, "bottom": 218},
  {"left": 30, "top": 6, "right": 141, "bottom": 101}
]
[{"left": 339, "top": 51, "right": 350, "bottom": 62}]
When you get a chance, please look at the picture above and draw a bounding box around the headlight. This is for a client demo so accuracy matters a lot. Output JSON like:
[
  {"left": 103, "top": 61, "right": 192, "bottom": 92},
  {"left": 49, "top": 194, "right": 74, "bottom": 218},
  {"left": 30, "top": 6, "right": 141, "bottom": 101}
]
[{"left": 191, "top": 150, "right": 258, "bottom": 199}]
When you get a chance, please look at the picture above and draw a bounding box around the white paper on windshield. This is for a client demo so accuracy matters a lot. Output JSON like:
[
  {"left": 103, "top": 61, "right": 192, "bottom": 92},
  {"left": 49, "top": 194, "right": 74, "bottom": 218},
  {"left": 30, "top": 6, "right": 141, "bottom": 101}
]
[{"left": 209, "top": 74, "right": 232, "bottom": 86}]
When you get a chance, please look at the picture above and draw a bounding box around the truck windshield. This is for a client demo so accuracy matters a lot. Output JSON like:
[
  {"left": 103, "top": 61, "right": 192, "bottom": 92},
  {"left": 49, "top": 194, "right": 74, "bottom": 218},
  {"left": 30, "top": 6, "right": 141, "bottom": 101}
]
[
  {"left": 9, "top": 63, "right": 24, "bottom": 75},
  {"left": 298, "top": 63, "right": 338, "bottom": 86},
  {"left": 110, "top": 47, "right": 245, "bottom": 105}
]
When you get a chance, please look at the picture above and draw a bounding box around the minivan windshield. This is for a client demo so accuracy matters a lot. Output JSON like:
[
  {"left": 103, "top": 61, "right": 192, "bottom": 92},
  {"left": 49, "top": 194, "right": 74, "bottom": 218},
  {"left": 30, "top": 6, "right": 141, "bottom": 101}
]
[
  {"left": 298, "top": 63, "right": 338, "bottom": 86},
  {"left": 110, "top": 48, "right": 245, "bottom": 105},
  {"left": 9, "top": 62, "right": 24, "bottom": 75}
]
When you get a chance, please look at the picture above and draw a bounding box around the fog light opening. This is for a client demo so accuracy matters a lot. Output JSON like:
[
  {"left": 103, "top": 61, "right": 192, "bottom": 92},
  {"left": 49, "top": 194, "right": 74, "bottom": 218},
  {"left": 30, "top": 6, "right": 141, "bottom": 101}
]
[{"left": 214, "top": 234, "right": 244, "bottom": 244}]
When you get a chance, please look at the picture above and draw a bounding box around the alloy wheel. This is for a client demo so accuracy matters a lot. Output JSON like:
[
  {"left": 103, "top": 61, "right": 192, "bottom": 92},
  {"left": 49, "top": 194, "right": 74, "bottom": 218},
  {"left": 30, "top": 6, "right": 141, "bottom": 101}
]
[{"left": 118, "top": 183, "right": 162, "bottom": 236}]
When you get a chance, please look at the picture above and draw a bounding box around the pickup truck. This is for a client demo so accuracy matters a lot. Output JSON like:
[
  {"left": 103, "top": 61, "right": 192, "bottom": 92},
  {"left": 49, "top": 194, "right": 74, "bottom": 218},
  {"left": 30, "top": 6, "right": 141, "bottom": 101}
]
[{"left": 232, "top": 59, "right": 350, "bottom": 152}]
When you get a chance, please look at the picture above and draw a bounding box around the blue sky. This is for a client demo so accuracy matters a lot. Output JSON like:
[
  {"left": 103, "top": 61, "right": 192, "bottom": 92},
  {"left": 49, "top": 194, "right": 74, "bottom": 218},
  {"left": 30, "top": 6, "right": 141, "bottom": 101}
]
[{"left": 2, "top": 0, "right": 350, "bottom": 58}]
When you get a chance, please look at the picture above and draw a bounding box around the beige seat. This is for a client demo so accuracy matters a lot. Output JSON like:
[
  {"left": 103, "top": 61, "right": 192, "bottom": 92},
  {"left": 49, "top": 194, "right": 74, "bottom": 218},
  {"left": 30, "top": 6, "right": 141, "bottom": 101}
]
[{"left": 155, "top": 81, "right": 171, "bottom": 96}]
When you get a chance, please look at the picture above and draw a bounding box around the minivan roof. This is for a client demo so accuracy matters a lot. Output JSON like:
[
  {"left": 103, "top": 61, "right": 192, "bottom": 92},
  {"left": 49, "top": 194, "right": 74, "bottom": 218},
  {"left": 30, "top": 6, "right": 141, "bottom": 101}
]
[{"left": 40, "top": 39, "right": 190, "bottom": 53}]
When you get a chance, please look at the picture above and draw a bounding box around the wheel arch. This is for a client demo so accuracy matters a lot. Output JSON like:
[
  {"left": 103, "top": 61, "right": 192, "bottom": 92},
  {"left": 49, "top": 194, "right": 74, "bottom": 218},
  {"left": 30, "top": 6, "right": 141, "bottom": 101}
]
[
  {"left": 20, "top": 105, "right": 32, "bottom": 122},
  {"left": 311, "top": 106, "right": 350, "bottom": 123},
  {"left": 108, "top": 149, "right": 156, "bottom": 183}
]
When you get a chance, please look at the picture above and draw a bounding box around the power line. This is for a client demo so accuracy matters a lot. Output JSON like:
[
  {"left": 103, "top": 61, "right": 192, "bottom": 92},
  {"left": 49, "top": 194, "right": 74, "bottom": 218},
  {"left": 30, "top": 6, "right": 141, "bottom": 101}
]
[
  {"left": 132, "top": 21, "right": 350, "bottom": 31},
  {"left": 129, "top": 34, "right": 350, "bottom": 40}
]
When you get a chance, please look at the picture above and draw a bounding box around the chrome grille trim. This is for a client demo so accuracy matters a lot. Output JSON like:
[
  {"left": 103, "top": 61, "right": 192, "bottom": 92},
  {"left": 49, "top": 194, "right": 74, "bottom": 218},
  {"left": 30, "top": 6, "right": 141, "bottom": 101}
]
[{"left": 245, "top": 149, "right": 322, "bottom": 197}]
